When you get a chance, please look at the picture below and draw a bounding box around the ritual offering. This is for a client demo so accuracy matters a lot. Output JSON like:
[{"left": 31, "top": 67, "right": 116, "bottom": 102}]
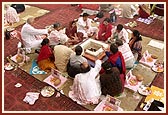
[
  {"left": 152, "top": 62, "right": 164, "bottom": 73},
  {"left": 136, "top": 74, "right": 144, "bottom": 82},
  {"left": 138, "top": 85, "right": 152, "bottom": 96},
  {"left": 16, "top": 54, "right": 24, "bottom": 63},
  {"left": 50, "top": 77, "right": 61, "bottom": 86},
  {"left": 41, "top": 86, "right": 55, "bottom": 97}
]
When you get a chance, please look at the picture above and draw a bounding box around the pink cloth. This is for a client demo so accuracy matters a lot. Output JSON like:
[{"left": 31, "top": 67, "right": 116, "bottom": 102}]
[{"left": 5, "top": 6, "right": 19, "bottom": 24}]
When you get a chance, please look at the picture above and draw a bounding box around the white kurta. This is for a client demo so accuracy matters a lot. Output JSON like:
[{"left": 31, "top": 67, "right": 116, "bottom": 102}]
[
  {"left": 77, "top": 17, "right": 97, "bottom": 38},
  {"left": 21, "top": 23, "right": 48, "bottom": 49},
  {"left": 70, "top": 53, "right": 88, "bottom": 67},
  {"left": 69, "top": 60, "right": 102, "bottom": 105},
  {"left": 112, "top": 26, "right": 129, "bottom": 43}
]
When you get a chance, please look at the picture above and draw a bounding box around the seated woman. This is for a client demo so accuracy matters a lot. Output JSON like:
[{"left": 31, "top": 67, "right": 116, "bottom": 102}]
[
  {"left": 102, "top": 43, "right": 126, "bottom": 88},
  {"left": 67, "top": 45, "right": 88, "bottom": 78},
  {"left": 65, "top": 20, "right": 84, "bottom": 45},
  {"left": 129, "top": 30, "right": 142, "bottom": 61},
  {"left": 37, "top": 38, "right": 56, "bottom": 72},
  {"left": 100, "top": 66, "right": 123, "bottom": 97},
  {"left": 69, "top": 60, "right": 102, "bottom": 105},
  {"left": 97, "top": 18, "right": 112, "bottom": 41}
]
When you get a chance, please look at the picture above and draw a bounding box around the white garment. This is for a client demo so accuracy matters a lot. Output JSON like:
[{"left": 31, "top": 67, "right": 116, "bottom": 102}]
[
  {"left": 118, "top": 43, "right": 135, "bottom": 68},
  {"left": 77, "top": 17, "right": 98, "bottom": 38},
  {"left": 70, "top": 53, "right": 88, "bottom": 67},
  {"left": 5, "top": 6, "right": 19, "bottom": 24},
  {"left": 21, "top": 23, "right": 48, "bottom": 49},
  {"left": 49, "top": 28, "right": 69, "bottom": 45},
  {"left": 23, "top": 92, "right": 40, "bottom": 105},
  {"left": 69, "top": 60, "right": 102, "bottom": 105},
  {"left": 112, "top": 26, "right": 129, "bottom": 43}
]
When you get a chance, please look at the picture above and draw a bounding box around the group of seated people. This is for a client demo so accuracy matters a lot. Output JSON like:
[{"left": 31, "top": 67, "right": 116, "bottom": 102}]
[{"left": 17, "top": 10, "right": 143, "bottom": 105}]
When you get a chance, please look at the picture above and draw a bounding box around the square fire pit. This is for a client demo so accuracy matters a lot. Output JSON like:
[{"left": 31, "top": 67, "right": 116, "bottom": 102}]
[{"left": 80, "top": 39, "right": 109, "bottom": 62}]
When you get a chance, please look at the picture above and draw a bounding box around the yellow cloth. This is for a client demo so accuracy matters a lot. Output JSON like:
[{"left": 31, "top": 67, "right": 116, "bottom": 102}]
[{"left": 145, "top": 85, "right": 164, "bottom": 104}]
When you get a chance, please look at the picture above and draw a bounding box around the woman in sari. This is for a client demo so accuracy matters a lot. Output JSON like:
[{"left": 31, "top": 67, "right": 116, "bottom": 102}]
[
  {"left": 102, "top": 43, "right": 126, "bottom": 91},
  {"left": 129, "top": 30, "right": 142, "bottom": 61},
  {"left": 37, "top": 38, "right": 56, "bottom": 72},
  {"left": 65, "top": 20, "right": 84, "bottom": 45}
]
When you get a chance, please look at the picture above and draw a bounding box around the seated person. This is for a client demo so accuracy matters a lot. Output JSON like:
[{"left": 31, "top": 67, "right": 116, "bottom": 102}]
[
  {"left": 49, "top": 23, "right": 69, "bottom": 45},
  {"left": 77, "top": 13, "right": 98, "bottom": 38},
  {"left": 115, "top": 38, "right": 135, "bottom": 68},
  {"left": 11, "top": 4, "right": 25, "bottom": 13},
  {"left": 129, "top": 30, "right": 142, "bottom": 61},
  {"left": 102, "top": 43, "right": 126, "bottom": 76},
  {"left": 37, "top": 38, "right": 56, "bottom": 72},
  {"left": 53, "top": 45, "right": 74, "bottom": 72},
  {"left": 21, "top": 17, "right": 49, "bottom": 53},
  {"left": 100, "top": 66, "right": 123, "bottom": 97},
  {"left": 97, "top": 18, "right": 112, "bottom": 41},
  {"left": 4, "top": 4, "right": 19, "bottom": 26},
  {"left": 111, "top": 24, "right": 129, "bottom": 43},
  {"left": 69, "top": 60, "right": 102, "bottom": 105},
  {"left": 65, "top": 20, "right": 84, "bottom": 45},
  {"left": 120, "top": 4, "right": 138, "bottom": 19},
  {"left": 67, "top": 45, "right": 88, "bottom": 78},
  {"left": 138, "top": 4, "right": 150, "bottom": 18}
]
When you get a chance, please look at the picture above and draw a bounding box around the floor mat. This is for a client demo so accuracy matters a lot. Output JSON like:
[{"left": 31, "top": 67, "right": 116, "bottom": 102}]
[{"left": 11, "top": 5, "right": 50, "bottom": 28}]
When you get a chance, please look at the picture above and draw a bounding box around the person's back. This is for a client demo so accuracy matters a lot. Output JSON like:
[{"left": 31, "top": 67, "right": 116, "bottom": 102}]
[
  {"left": 100, "top": 67, "right": 123, "bottom": 97},
  {"left": 69, "top": 60, "right": 102, "bottom": 105},
  {"left": 53, "top": 45, "right": 74, "bottom": 72}
]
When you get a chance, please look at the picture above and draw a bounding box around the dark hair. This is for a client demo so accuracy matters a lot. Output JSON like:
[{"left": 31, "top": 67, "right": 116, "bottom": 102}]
[
  {"left": 102, "top": 61, "right": 112, "bottom": 74},
  {"left": 133, "top": 30, "right": 142, "bottom": 41},
  {"left": 41, "top": 38, "right": 49, "bottom": 46},
  {"left": 111, "top": 67, "right": 120, "bottom": 77},
  {"left": 104, "top": 18, "right": 111, "bottom": 23},
  {"left": 75, "top": 45, "right": 83, "bottom": 55},
  {"left": 82, "top": 13, "right": 89, "bottom": 17},
  {"left": 110, "top": 43, "right": 118, "bottom": 54},
  {"left": 53, "top": 23, "right": 60, "bottom": 29},
  {"left": 117, "top": 24, "right": 123, "bottom": 31}
]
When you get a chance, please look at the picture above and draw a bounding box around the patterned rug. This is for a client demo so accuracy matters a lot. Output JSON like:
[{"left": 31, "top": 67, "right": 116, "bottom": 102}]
[
  {"left": 3, "top": 68, "right": 88, "bottom": 111},
  {"left": 3, "top": 4, "right": 165, "bottom": 112}
]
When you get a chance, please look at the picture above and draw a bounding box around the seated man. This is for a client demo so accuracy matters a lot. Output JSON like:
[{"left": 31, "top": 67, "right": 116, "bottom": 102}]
[
  {"left": 67, "top": 45, "right": 88, "bottom": 78},
  {"left": 77, "top": 13, "right": 98, "bottom": 38},
  {"left": 53, "top": 45, "right": 74, "bottom": 72},
  {"left": 69, "top": 60, "right": 102, "bottom": 105},
  {"left": 97, "top": 18, "right": 112, "bottom": 41},
  {"left": 21, "top": 17, "right": 49, "bottom": 53},
  {"left": 111, "top": 24, "right": 129, "bottom": 43}
]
